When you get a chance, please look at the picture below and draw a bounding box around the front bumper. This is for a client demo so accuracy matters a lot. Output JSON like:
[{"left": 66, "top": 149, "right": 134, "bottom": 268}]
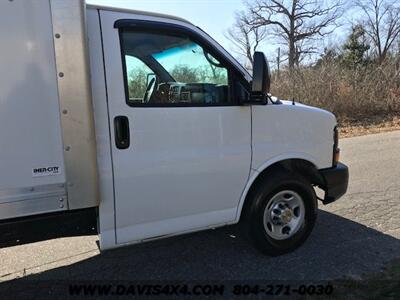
[{"left": 318, "top": 162, "right": 349, "bottom": 204}]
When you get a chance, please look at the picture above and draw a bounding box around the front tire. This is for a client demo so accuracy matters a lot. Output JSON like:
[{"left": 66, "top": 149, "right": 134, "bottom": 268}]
[{"left": 245, "top": 170, "right": 317, "bottom": 256}]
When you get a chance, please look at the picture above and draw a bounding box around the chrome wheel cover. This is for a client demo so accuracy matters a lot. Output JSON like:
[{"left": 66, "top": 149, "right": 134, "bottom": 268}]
[{"left": 263, "top": 190, "right": 305, "bottom": 240}]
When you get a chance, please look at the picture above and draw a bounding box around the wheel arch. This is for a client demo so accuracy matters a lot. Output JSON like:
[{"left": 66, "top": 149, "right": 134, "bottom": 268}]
[{"left": 236, "top": 156, "right": 324, "bottom": 223}]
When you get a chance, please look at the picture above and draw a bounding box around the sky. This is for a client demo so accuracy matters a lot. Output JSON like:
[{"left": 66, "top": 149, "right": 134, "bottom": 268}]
[
  {"left": 87, "top": 0, "right": 244, "bottom": 50},
  {"left": 87, "top": 0, "right": 356, "bottom": 66}
]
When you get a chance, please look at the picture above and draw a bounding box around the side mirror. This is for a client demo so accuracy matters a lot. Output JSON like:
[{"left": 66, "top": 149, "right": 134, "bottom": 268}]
[
  {"left": 250, "top": 52, "right": 271, "bottom": 103},
  {"left": 146, "top": 73, "right": 156, "bottom": 87}
]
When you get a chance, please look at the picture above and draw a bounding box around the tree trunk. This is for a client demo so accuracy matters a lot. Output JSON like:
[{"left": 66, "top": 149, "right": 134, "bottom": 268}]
[
  {"left": 288, "top": 39, "right": 295, "bottom": 70},
  {"left": 288, "top": 3, "right": 296, "bottom": 71}
]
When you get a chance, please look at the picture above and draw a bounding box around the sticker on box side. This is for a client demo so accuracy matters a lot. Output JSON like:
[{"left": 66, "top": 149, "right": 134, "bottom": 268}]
[{"left": 32, "top": 166, "right": 61, "bottom": 177}]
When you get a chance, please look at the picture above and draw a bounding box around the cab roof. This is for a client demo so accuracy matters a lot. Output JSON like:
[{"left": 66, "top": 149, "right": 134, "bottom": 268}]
[{"left": 86, "top": 3, "right": 192, "bottom": 25}]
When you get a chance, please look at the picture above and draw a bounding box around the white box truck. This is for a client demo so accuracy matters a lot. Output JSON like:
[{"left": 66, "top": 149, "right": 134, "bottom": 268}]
[{"left": 0, "top": 0, "right": 348, "bottom": 255}]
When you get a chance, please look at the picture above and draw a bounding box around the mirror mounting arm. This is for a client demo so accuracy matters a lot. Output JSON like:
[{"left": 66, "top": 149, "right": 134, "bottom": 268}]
[{"left": 249, "top": 92, "right": 268, "bottom": 105}]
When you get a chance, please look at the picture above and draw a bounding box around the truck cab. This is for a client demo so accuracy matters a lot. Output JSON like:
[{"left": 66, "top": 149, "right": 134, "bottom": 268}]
[{"left": 0, "top": 1, "right": 348, "bottom": 255}]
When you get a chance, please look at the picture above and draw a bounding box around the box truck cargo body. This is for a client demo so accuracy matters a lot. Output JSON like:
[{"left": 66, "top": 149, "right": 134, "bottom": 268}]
[{"left": 0, "top": 0, "right": 348, "bottom": 255}]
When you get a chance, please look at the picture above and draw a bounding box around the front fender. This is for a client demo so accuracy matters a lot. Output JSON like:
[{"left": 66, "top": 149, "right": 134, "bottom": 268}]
[{"left": 234, "top": 153, "right": 319, "bottom": 222}]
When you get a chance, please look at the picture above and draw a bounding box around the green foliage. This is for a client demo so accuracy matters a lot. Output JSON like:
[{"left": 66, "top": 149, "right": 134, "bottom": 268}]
[
  {"left": 315, "top": 25, "right": 372, "bottom": 70},
  {"left": 342, "top": 25, "right": 370, "bottom": 68}
]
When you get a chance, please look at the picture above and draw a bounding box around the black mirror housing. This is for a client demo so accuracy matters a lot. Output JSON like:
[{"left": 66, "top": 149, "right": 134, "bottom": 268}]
[{"left": 250, "top": 52, "right": 271, "bottom": 103}]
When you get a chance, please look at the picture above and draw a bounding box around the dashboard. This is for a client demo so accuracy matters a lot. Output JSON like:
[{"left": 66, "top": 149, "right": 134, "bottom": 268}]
[{"left": 149, "top": 82, "right": 229, "bottom": 105}]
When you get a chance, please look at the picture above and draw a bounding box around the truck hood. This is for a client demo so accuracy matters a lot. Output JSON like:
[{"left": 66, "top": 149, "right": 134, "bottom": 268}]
[{"left": 278, "top": 99, "right": 336, "bottom": 120}]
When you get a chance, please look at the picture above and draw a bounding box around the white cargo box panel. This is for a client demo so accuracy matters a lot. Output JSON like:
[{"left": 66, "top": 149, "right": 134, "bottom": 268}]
[{"left": 0, "top": 0, "right": 98, "bottom": 220}]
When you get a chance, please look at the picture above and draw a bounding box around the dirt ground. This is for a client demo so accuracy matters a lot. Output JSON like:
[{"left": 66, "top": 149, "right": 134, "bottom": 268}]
[{"left": 339, "top": 114, "right": 400, "bottom": 138}]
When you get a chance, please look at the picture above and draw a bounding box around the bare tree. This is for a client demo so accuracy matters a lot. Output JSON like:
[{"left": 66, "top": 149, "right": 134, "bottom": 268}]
[
  {"left": 242, "top": 0, "right": 342, "bottom": 70},
  {"left": 226, "top": 14, "right": 267, "bottom": 70},
  {"left": 356, "top": 0, "right": 400, "bottom": 63}
]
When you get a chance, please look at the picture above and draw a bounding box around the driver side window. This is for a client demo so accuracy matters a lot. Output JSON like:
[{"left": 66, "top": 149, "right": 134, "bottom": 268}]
[{"left": 121, "top": 29, "right": 231, "bottom": 106}]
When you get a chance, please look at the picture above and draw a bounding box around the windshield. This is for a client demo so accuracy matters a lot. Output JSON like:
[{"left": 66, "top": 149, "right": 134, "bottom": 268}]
[
  {"left": 152, "top": 42, "right": 227, "bottom": 85},
  {"left": 196, "top": 26, "right": 252, "bottom": 80}
]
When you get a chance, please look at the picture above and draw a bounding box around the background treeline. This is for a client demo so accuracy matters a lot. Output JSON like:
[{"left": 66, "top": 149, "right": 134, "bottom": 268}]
[{"left": 227, "top": 0, "right": 400, "bottom": 122}]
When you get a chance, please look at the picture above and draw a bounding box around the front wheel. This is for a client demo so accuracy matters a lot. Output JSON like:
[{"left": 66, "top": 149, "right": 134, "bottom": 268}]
[{"left": 245, "top": 170, "right": 317, "bottom": 256}]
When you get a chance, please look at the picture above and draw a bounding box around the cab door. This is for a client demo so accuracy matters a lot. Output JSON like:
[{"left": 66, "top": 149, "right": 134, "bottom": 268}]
[{"left": 100, "top": 10, "right": 251, "bottom": 245}]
